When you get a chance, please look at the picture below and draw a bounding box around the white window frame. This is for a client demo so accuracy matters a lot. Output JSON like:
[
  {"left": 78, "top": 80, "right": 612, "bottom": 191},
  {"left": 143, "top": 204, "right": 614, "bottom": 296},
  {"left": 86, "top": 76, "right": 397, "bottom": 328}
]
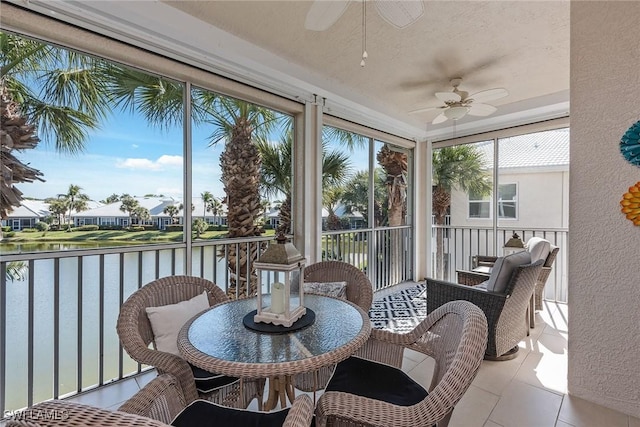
[{"left": 468, "top": 182, "right": 518, "bottom": 220}]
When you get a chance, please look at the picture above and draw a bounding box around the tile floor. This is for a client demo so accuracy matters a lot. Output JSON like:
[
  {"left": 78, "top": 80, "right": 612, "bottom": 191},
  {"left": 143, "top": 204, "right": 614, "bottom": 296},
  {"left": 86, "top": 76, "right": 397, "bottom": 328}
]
[{"left": 18, "top": 287, "right": 638, "bottom": 427}]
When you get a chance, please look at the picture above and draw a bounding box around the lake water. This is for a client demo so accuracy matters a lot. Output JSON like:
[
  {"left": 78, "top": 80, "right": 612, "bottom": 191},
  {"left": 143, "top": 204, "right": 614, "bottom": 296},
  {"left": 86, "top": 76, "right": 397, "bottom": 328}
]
[
  {"left": 1, "top": 242, "right": 239, "bottom": 411},
  {"left": 0, "top": 240, "right": 141, "bottom": 254}
]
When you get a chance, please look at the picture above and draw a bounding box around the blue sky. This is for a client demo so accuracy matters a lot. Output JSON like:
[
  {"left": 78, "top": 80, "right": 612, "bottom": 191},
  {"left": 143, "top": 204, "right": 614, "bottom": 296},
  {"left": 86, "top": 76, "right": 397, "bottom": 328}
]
[
  {"left": 20, "top": 109, "right": 371, "bottom": 204},
  {"left": 21, "top": 110, "right": 227, "bottom": 203}
]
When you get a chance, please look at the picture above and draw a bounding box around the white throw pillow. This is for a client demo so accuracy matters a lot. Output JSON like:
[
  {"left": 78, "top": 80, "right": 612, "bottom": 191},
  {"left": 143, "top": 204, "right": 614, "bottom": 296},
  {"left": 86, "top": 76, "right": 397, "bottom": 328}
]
[
  {"left": 526, "top": 237, "right": 551, "bottom": 263},
  {"left": 145, "top": 291, "right": 209, "bottom": 355},
  {"left": 303, "top": 281, "right": 348, "bottom": 299},
  {"left": 486, "top": 251, "right": 531, "bottom": 293}
]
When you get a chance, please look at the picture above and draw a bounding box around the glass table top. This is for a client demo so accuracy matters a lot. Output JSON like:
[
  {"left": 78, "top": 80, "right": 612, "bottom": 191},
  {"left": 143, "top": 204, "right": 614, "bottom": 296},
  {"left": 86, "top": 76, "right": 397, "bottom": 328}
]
[{"left": 182, "top": 294, "right": 368, "bottom": 368}]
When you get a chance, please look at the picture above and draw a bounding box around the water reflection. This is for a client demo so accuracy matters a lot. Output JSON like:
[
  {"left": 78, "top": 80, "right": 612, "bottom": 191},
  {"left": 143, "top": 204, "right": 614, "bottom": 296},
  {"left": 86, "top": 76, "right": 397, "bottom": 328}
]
[{"left": 0, "top": 241, "right": 142, "bottom": 254}]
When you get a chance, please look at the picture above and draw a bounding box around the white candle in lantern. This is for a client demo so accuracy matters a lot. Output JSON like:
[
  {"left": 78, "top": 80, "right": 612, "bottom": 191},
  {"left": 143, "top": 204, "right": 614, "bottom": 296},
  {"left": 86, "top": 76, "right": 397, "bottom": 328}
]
[{"left": 271, "top": 282, "right": 286, "bottom": 314}]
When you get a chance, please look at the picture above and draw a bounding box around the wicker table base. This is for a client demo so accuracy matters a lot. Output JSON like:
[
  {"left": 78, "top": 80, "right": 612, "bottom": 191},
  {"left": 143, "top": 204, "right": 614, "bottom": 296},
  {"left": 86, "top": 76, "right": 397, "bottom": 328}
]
[{"left": 264, "top": 375, "right": 296, "bottom": 411}]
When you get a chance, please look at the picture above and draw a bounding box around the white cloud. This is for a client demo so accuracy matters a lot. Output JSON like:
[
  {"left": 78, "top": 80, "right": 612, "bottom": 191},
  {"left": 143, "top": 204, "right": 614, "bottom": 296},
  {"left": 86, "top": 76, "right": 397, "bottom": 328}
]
[
  {"left": 116, "top": 155, "right": 183, "bottom": 171},
  {"left": 156, "top": 155, "right": 183, "bottom": 167},
  {"left": 132, "top": 144, "right": 139, "bottom": 149}
]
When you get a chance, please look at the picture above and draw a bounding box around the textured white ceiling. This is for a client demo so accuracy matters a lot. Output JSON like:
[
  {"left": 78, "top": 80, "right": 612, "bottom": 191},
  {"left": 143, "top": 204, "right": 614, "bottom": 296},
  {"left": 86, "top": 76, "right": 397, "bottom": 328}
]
[
  {"left": 7, "top": 0, "right": 569, "bottom": 140},
  {"left": 163, "top": 0, "right": 570, "bottom": 138}
]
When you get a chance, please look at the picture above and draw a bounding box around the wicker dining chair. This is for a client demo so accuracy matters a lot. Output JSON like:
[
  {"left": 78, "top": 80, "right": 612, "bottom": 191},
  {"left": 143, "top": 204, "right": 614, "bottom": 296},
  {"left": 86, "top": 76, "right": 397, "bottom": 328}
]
[
  {"left": 314, "top": 300, "right": 488, "bottom": 427},
  {"left": 293, "top": 261, "right": 374, "bottom": 392},
  {"left": 427, "top": 260, "right": 544, "bottom": 360},
  {"left": 6, "top": 373, "right": 315, "bottom": 427},
  {"left": 116, "top": 275, "right": 262, "bottom": 408}
]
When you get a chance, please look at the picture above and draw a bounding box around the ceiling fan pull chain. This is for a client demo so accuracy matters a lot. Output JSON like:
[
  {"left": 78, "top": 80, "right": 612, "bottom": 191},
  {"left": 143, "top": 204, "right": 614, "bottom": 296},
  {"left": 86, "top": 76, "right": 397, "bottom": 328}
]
[{"left": 361, "top": 0, "right": 368, "bottom": 67}]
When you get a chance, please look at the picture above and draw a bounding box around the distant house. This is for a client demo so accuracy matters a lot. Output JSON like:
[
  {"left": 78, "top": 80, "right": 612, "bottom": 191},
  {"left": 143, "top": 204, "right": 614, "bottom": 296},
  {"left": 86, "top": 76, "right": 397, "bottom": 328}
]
[
  {"left": 73, "top": 196, "right": 176, "bottom": 229},
  {"left": 1, "top": 200, "right": 50, "bottom": 231},
  {"left": 264, "top": 204, "right": 364, "bottom": 231},
  {"left": 72, "top": 196, "right": 228, "bottom": 230},
  {"left": 1, "top": 199, "right": 104, "bottom": 231},
  {"left": 448, "top": 129, "right": 570, "bottom": 229}
]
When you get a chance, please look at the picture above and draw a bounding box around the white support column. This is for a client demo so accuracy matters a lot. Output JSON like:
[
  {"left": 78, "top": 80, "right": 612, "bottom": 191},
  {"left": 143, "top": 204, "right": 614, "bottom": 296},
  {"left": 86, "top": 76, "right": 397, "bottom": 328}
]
[
  {"left": 294, "top": 99, "right": 323, "bottom": 263},
  {"left": 183, "top": 82, "right": 193, "bottom": 274},
  {"left": 413, "top": 139, "right": 431, "bottom": 281}
]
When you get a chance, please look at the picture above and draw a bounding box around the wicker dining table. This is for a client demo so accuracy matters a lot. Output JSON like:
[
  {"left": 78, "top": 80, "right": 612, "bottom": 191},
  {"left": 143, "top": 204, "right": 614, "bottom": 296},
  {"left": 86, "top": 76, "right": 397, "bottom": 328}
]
[{"left": 177, "top": 294, "right": 371, "bottom": 411}]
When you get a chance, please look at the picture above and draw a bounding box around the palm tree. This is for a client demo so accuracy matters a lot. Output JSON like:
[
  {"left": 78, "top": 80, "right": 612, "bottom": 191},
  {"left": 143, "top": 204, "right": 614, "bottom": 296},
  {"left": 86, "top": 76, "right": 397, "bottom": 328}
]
[
  {"left": 0, "top": 84, "right": 44, "bottom": 221},
  {"left": 44, "top": 197, "right": 67, "bottom": 228},
  {"left": 432, "top": 145, "right": 492, "bottom": 279},
  {"left": 119, "top": 195, "right": 140, "bottom": 227},
  {"left": 62, "top": 184, "right": 89, "bottom": 231},
  {"left": 201, "top": 191, "right": 214, "bottom": 219},
  {"left": 341, "top": 169, "right": 387, "bottom": 227},
  {"left": 163, "top": 204, "right": 179, "bottom": 224},
  {"left": 257, "top": 132, "right": 352, "bottom": 235},
  {"left": 210, "top": 198, "right": 224, "bottom": 225},
  {"left": 192, "top": 218, "right": 209, "bottom": 238},
  {"left": 197, "top": 92, "right": 283, "bottom": 299},
  {"left": 256, "top": 133, "right": 292, "bottom": 234},
  {"left": 101, "top": 193, "right": 120, "bottom": 204},
  {"left": 376, "top": 144, "right": 408, "bottom": 227},
  {"left": 1, "top": 32, "right": 113, "bottom": 155},
  {"left": 133, "top": 206, "right": 151, "bottom": 226}
]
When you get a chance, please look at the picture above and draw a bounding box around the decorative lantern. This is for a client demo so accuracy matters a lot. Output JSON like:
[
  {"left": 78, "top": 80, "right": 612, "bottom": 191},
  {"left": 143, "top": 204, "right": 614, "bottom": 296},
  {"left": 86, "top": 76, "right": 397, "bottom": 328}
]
[
  {"left": 254, "top": 233, "right": 306, "bottom": 327},
  {"left": 503, "top": 232, "right": 525, "bottom": 256}
]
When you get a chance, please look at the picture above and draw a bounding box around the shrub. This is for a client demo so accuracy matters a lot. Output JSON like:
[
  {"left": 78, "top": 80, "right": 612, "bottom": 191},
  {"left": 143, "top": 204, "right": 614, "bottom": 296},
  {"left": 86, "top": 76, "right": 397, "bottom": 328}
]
[
  {"left": 127, "top": 226, "right": 145, "bottom": 232},
  {"left": 98, "top": 225, "right": 124, "bottom": 230},
  {"left": 165, "top": 225, "right": 183, "bottom": 232},
  {"left": 4, "top": 231, "right": 15, "bottom": 237},
  {"left": 22, "top": 228, "right": 38, "bottom": 233},
  {"left": 35, "top": 222, "right": 50, "bottom": 232},
  {"left": 74, "top": 225, "right": 100, "bottom": 231},
  {"left": 1, "top": 226, "right": 11, "bottom": 232}
]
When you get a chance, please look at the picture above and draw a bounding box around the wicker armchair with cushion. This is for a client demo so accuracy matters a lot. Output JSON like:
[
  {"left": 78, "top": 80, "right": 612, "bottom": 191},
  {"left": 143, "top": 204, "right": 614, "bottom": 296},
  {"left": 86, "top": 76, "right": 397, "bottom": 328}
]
[
  {"left": 6, "top": 374, "right": 314, "bottom": 427},
  {"left": 464, "top": 237, "right": 559, "bottom": 311},
  {"left": 116, "top": 275, "right": 263, "bottom": 409},
  {"left": 314, "top": 300, "right": 487, "bottom": 427},
  {"left": 427, "top": 256, "right": 544, "bottom": 360},
  {"left": 293, "top": 260, "right": 374, "bottom": 392}
]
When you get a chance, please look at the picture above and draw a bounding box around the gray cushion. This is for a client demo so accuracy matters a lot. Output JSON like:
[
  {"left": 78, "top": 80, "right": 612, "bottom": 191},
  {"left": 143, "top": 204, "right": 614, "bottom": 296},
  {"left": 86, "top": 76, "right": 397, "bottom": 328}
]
[
  {"left": 526, "top": 237, "right": 551, "bottom": 263},
  {"left": 486, "top": 251, "right": 531, "bottom": 293}
]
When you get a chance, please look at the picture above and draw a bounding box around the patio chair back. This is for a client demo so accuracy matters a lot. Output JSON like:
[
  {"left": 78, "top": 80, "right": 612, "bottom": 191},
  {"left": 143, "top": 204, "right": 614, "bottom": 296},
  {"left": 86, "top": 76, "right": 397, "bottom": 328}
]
[
  {"left": 304, "top": 261, "right": 373, "bottom": 311},
  {"left": 116, "top": 275, "right": 228, "bottom": 402}
]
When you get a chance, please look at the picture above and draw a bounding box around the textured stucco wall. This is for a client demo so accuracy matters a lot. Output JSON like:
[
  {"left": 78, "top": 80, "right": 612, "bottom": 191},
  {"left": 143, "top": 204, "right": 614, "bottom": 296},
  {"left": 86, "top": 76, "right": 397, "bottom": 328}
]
[{"left": 569, "top": 1, "right": 640, "bottom": 417}]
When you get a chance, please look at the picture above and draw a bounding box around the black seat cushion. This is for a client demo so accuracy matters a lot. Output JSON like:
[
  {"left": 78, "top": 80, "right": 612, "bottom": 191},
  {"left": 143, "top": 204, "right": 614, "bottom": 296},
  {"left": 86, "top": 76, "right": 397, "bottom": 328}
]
[
  {"left": 189, "top": 364, "right": 239, "bottom": 394},
  {"left": 171, "top": 400, "right": 289, "bottom": 427},
  {"left": 325, "top": 356, "right": 428, "bottom": 406}
]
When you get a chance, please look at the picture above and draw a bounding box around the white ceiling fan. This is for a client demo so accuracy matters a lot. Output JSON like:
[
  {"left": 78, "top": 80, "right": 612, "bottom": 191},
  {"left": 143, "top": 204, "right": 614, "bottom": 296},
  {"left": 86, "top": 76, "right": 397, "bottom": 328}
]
[
  {"left": 305, "top": 0, "right": 424, "bottom": 31},
  {"left": 410, "top": 78, "right": 509, "bottom": 124}
]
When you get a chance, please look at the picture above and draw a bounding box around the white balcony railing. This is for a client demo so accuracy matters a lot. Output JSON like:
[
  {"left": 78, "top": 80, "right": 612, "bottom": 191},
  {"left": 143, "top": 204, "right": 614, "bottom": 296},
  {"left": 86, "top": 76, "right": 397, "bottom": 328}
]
[{"left": 0, "top": 226, "right": 411, "bottom": 413}]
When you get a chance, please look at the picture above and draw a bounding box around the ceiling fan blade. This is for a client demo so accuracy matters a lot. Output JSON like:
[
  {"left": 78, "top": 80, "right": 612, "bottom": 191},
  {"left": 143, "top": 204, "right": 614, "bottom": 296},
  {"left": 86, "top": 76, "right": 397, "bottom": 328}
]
[
  {"left": 304, "top": 0, "right": 350, "bottom": 31},
  {"left": 408, "top": 106, "right": 441, "bottom": 114},
  {"left": 374, "top": 0, "right": 424, "bottom": 29},
  {"left": 469, "top": 88, "right": 509, "bottom": 103},
  {"left": 468, "top": 103, "right": 498, "bottom": 117},
  {"left": 432, "top": 112, "right": 449, "bottom": 124},
  {"left": 435, "top": 92, "right": 461, "bottom": 103}
]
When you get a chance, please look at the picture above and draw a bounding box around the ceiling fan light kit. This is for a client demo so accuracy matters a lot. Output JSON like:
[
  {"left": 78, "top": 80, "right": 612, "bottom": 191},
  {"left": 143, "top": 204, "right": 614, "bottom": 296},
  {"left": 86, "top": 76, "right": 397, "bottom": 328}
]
[{"left": 444, "top": 106, "right": 470, "bottom": 121}]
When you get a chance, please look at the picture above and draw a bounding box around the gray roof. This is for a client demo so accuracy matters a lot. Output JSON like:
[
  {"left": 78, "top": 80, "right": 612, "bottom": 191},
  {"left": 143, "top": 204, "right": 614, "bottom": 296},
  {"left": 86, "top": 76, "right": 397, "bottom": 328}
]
[
  {"left": 5, "top": 200, "right": 50, "bottom": 218},
  {"left": 476, "top": 128, "right": 569, "bottom": 169},
  {"left": 73, "top": 197, "right": 176, "bottom": 217},
  {"left": 72, "top": 196, "right": 227, "bottom": 218},
  {"left": 5, "top": 199, "right": 102, "bottom": 218}
]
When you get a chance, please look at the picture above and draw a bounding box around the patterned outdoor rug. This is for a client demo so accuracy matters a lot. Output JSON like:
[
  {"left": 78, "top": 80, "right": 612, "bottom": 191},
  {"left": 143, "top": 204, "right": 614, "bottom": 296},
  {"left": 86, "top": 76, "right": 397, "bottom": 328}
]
[{"left": 369, "top": 283, "right": 427, "bottom": 333}]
